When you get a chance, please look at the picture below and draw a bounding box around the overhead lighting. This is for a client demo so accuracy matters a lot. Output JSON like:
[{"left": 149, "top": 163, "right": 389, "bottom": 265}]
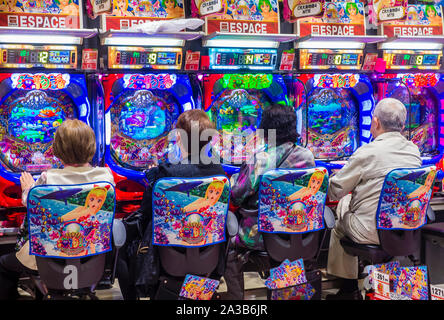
[
  {"left": 204, "top": 39, "right": 278, "bottom": 48},
  {"left": 104, "top": 36, "right": 184, "bottom": 47},
  {"left": 297, "top": 40, "right": 365, "bottom": 50},
  {"left": 0, "top": 34, "right": 82, "bottom": 45},
  {"left": 379, "top": 41, "right": 443, "bottom": 50}
]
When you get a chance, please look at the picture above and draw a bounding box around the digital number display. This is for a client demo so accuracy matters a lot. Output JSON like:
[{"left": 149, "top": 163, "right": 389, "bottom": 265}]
[
  {"left": 384, "top": 50, "right": 442, "bottom": 70},
  {"left": 108, "top": 46, "right": 182, "bottom": 70},
  {"left": 300, "top": 49, "right": 364, "bottom": 70},
  {"left": 209, "top": 48, "right": 277, "bottom": 70},
  {"left": 0, "top": 45, "right": 77, "bottom": 69}
]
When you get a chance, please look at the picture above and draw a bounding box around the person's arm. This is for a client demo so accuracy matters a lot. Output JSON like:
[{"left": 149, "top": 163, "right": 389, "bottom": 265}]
[
  {"left": 328, "top": 152, "right": 365, "bottom": 201},
  {"left": 21, "top": 172, "right": 47, "bottom": 207}
]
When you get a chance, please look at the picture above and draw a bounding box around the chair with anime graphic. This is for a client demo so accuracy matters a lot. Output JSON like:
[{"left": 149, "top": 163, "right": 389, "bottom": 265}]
[
  {"left": 27, "top": 182, "right": 117, "bottom": 300},
  {"left": 151, "top": 176, "right": 230, "bottom": 300},
  {"left": 340, "top": 166, "right": 437, "bottom": 272},
  {"left": 256, "top": 167, "right": 333, "bottom": 299}
]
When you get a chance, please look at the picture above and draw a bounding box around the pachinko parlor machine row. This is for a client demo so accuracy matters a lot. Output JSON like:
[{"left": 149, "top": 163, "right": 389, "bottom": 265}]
[
  {"left": 98, "top": 28, "right": 204, "bottom": 216},
  {"left": 0, "top": 28, "right": 99, "bottom": 244}
]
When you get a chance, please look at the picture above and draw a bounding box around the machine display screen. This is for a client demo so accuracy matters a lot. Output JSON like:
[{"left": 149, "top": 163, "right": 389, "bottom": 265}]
[
  {"left": 384, "top": 50, "right": 442, "bottom": 70},
  {"left": 299, "top": 49, "right": 364, "bottom": 70},
  {"left": 209, "top": 48, "right": 278, "bottom": 70},
  {"left": 0, "top": 45, "right": 77, "bottom": 69},
  {"left": 108, "top": 46, "right": 182, "bottom": 70}
]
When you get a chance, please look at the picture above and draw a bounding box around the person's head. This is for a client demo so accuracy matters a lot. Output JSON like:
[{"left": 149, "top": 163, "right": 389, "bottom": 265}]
[
  {"left": 259, "top": 103, "right": 298, "bottom": 147},
  {"left": 370, "top": 98, "right": 407, "bottom": 138},
  {"left": 307, "top": 170, "right": 325, "bottom": 194},
  {"left": 85, "top": 186, "right": 108, "bottom": 214},
  {"left": 52, "top": 119, "right": 96, "bottom": 166},
  {"left": 205, "top": 180, "right": 225, "bottom": 205},
  {"left": 175, "top": 109, "right": 216, "bottom": 158}
]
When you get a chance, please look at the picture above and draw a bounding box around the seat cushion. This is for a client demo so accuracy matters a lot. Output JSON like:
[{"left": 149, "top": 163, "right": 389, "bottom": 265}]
[
  {"left": 340, "top": 237, "right": 391, "bottom": 264},
  {"left": 422, "top": 223, "right": 444, "bottom": 237}
]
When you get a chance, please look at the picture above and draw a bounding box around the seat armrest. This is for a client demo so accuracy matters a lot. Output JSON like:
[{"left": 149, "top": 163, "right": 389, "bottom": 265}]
[
  {"left": 324, "top": 206, "right": 336, "bottom": 229},
  {"left": 227, "top": 211, "right": 239, "bottom": 237},
  {"left": 427, "top": 205, "right": 435, "bottom": 223},
  {"left": 113, "top": 219, "right": 127, "bottom": 248}
]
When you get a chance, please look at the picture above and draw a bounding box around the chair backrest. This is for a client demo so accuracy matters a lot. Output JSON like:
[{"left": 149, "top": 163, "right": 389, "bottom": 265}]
[
  {"left": 152, "top": 176, "right": 230, "bottom": 277},
  {"left": 258, "top": 167, "right": 329, "bottom": 262},
  {"left": 28, "top": 182, "right": 116, "bottom": 290},
  {"left": 376, "top": 166, "right": 437, "bottom": 256}
]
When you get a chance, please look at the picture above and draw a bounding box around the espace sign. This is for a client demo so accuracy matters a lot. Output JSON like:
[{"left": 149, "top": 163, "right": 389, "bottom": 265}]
[{"left": 205, "top": 19, "right": 279, "bottom": 34}]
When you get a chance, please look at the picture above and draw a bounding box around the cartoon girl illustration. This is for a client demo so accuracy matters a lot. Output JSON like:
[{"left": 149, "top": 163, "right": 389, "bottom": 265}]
[
  {"left": 112, "top": 0, "right": 133, "bottom": 16},
  {"left": 56, "top": 0, "right": 79, "bottom": 15},
  {"left": 60, "top": 186, "right": 109, "bottom": 223},
  {"left": 346, "top": 2, "right": 362, "bottom": 24},
  {"left": 408, "top": 169, "right": 436, "bottom": 200},
  {"left": 425, "top": 5, "right": 441, "bottom": 26},
  {"left": 411, "top": 268, "right": 426, "bottom": 300},
  {"left": 234, "top": 0, "right": 250, "bottom": 20},
  {"left": 222, "top": 0, "right": 236, "bottom": 19},
  {"left": 161, "top": 0, "right": 184, "bottom": 19},
  {"left": 395, "top": 269, "right": 408, "bottom": 296},
  {"left": 285, "top": 170, "right": 326, "bottom": 231},
  {"left": 324, "top": 3, "right": 339, "bottom": 23},
  {"left": 406, "top": 6, "right": 419, "bottom": 24},
  {"left": 0, "top": 0, "right": 23, "bottom": 12},
  {"left": 179, "top": 180, "right": 225, "bottom": 244},
  {"left": 258, "top": 0, "right": 277, "bottom": 21}
]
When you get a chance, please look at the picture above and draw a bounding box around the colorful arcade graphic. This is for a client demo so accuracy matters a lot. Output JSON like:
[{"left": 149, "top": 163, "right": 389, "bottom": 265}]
[
  {"left": 373, "top": 73, "right": 444, "bottom": 160},
  {"left": 299, "top": 74, "right": 374, "bottom": 163},
  {"left": 102, "top": 0, "right": 185, "bottom": 30},
  {"left": 377, "top": 166, "right": 436, "bottom": 230},
  {"left": 258, "top": 168, "right": 328, "bottom": 234},
  {"left": 152, "top": 176, "right": 230, "bottom": 247},
  {"left": 203, "top": 73, "right": 289, "bottom": 173},
  {"left": 196, "top": 0, "right": 280, "bottom": 34},
  {"left": 0, "top": 0, "right": 82, "bottom": 28},
  {"left": 27, "top": 182, "right": 115, "bottom": 258},
  {"left": 103, "top": 73, "right": 196, "bottom": 182},
  {"left": 0, "top": 73, "right": 89, "bottom": 174},
  {"left": 392, "top": 266, "right": 429, "bottom": 300},
  {"left": 179, "top": 275, "right": 220, "bottom": 300}
]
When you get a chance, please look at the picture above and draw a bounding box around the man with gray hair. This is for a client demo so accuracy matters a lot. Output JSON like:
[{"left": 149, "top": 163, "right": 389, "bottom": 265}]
[{"left": 326, "top": 98, "right": 421, "bottom": 300}]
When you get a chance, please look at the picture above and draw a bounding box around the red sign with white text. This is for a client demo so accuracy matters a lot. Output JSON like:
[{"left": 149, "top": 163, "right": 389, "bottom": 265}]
[
  {"left": 0, "top": 13, "right": 80, "bottom": 28},
  {"left": 298, "top": 21, "right": 365, "bottom": 37},
  {"left": 279, "top": 52, "right": 295, "bottom": 71},
  {"left": 82, "top": 49, "right": 98, "bottom": 71},
  {"left": 206, "top": 19, "right": 279, "bottom": 34},
  {"left": 184, "top": 51, "right": 200, "bottom": 71}
]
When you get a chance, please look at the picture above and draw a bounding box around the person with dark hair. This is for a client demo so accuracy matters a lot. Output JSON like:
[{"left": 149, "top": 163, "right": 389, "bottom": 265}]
[
  {"left": 225, "top": 103, "right": 315, "bottom": 300},
  {"left": 117, "top": 110, "right": 226, "bottom": 300}
]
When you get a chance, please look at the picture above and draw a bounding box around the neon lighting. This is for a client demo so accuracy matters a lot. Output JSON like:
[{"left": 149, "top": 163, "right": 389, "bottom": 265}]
[
  {"left": 313, "top": 74, "right": 359, "bottom": 88},
  {"left": 221, "top": 74, "right": 273, "bottom": 90},
  {"left": 123, "top": 74, "right": 177, "bottom": 90},
  {"left": 399, "top": 73, "right": 439, "bottom": 88},
  {"left": 11, "top": 73, "right": 70, "bottom": 90}
]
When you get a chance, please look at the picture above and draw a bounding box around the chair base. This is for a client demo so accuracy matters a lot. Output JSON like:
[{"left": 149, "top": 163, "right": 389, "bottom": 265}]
[{"left": 340, "top": 237, "right": 392, "bottom": 265}]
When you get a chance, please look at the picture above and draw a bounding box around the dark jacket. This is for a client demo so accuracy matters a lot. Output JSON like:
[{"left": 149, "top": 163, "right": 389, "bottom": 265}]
[{"left": 139, "top": 159, "right": 227, "bottom": 232}]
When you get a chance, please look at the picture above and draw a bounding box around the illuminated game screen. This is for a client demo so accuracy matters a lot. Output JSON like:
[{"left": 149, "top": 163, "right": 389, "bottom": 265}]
[
  {"left": 209, "top": 48, "right": 278, "bottom": 70},
  {"left": 108, "top": 46, "right": 182, "bottom": 70},
  {"left": 374, "top": 75, "right": 438, "bottom": 154},
  {"left": 384, "top": 50, "right": 442, "bottom": 70},
  {"left": 302, "top": 86, "right": 359, "bottom": 159},
  {"left": 299, "top": 49, "right": 364, "bottom": 70},
  {"left": 0, "top": 75, "right": 77, "bottom": 173},
  {"left": 0, "top": 44, "right": 77, "bottom": 69},
  {"left": 110, "top": 88, "right": 180, "bottom": 169},
  {"left": 205, "top": 74, "right": 289, "bottom": 164}
]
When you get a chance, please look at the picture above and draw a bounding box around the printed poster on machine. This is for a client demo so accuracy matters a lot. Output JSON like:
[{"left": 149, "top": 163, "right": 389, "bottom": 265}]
[
  {"left": 296, "top": 1, "right": 366, "bottom": 37},
  {"left": 283, "top": 0, "right": 325, "bottom": 22},
  {"left": 0, "top": 0, "right": 83, "bottom": 28},
  {"left": 102, "top": 0, "right": 185, "bottom": 31},
  {"left": 193, "top": 0, "right": 280, "bottom": 34},
  {"left": 380, "top": 4, "right": 443, "bottom": 37}
]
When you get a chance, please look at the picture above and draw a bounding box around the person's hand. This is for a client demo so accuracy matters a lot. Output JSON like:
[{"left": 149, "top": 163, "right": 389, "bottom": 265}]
[
  {"left": 20, "top": 172, "right": 35, "bottom": 191},
  {"left": 147, "top": 158, "right": 158, "bottom": 170}
]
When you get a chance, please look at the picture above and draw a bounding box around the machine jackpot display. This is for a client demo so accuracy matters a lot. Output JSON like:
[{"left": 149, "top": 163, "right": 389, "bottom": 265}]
[
  {"left": 375, "top": 3, "right": 444, "bottom": 166},
  {"left": 298, "top": 48, "right": 375, "bottom": 171},
  {"left": 0, "top": 43, "right": 96, "bottom": 238},
  {"left": 203, "top": 47, "right": 290, "bottom": 175},
  {"left": 101, "top": 43, "right": 200, "bottom": 206}
]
